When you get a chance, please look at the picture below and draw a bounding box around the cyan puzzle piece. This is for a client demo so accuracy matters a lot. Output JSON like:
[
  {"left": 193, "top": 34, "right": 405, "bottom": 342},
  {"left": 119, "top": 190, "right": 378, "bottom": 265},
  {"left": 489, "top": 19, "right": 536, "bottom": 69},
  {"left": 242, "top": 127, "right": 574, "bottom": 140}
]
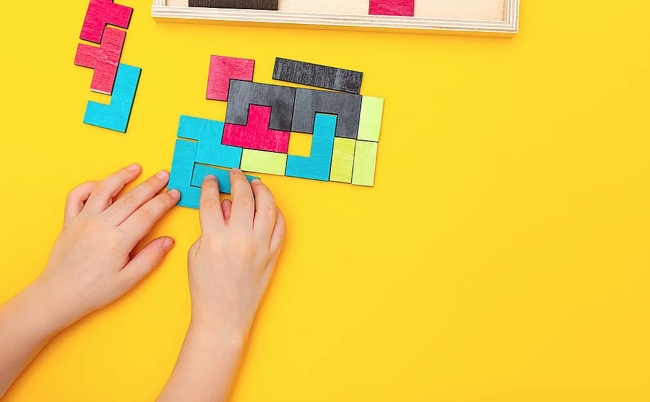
[
  {"left": 83, "top": 63, "right": 141, "bottom": 133},
  {"left": 191, "top": 164, "right": 258, "bottom": 194},
  {"left": 178, "top": 116, "right": 243, "bottom": 169},
  {"left": 169, "top": 139, "right": 201, "bottom": 209},
  {"left": 286, "top": 114, "right": 337, "bottom": 181}
]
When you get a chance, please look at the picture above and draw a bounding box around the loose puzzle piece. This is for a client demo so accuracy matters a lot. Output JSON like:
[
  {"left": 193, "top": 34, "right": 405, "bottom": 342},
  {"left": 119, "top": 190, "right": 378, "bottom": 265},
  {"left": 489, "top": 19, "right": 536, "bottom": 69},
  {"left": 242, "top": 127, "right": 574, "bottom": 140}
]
[
  {"left": 178, "top": 116, "right": 243, "bottom": 168},
  {"left": 225, "top": 80, "right": 296, "bottom": 132},
  {"left": 189, "top": 0, "right": 279, "bottom": 10},
  {"left": 273, "top": 58, "right": 363, "bottom": 94},
  {"left": 191, "top": 164, "right": 258, "bottom": 193},
  {"left": 292, "top": 88, "right": 362, "bottom": 139},
  {"left": 357, "top": 96, "right": 384, "bottom": 142},
  {"left": 207, "top": 56, "right": 255, "bottom": 101},
  {"left": 75, "top": 27, "right": 126, "bottom": 95},
  {"left": 169, "top": 139, "right": 201, "bottom": 208},
  {"left": 286, "top": 114, "right": 337, "bottom": 181},
  {"left": 329, "top": 138, "right": 356, "bottom": 183},
  {"left": 83, "top": 63, "right": 141, "bottom": 133},
  {"left": 80, "top": 0, "right": 133, "bottom": 44},
  {"left": 241, "top": 149, "right": 288, "bottom": 176},
  {"left": 369, "top": 0, "right": 414, "bottom": 16},
  {"left": 351, "top": 140, "right": 379, "bottom": 186},
  {"left": 223, "top": 105, "right": 290, "bottom": 153}
]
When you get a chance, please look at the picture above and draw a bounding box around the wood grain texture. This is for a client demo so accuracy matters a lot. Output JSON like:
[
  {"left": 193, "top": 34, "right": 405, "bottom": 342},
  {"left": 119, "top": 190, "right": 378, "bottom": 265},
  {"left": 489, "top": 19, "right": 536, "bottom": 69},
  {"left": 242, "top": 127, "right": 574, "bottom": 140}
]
[
  {"left": 223, "top": 105, "right": 290, "bottom": 153},
  {"left": 225, "top": 80, "right": 296, "bottom": 132},
  {"left": 155, "top": 0, "right": 518, "bottom": 35},
  {"left": 83, "top": 63, "right": 141, "bottom": 133},
  {"left": 190, "top": 164, "right": 258, "bottom": 193},
  {"left": 178, "top": 116, "right": 243, "bottom": 168},
  {"left": 168, "top": 139, "right": 201, "bottom": 208},
  {"left": 292, "top": 88, "right": 362, "bottom": 139},
  {"left": 286, "top": 114, "right": 336, "bottom": 181},
  {"left": 329, "top": 138, "right": 356, "bottom": 183},
  {"left": 369, "top": 0, "right": 414, "bottom": 16},
  {"left": 74, "top": 27, "right": 126, "bottom": 95},
  {"left": 273, "top": 58, "right": 363, "bottom": 94},
  {"left": 357, "top": 96, "right": 384, "bottom": 142},
  {"left": 240, "top": 149, "right": 288, "bottom": 176},
  {"left": 81, "top": 0, "right": 133, "bottom": 44},
  {"left": 207, "top": 55, "right": 255, "bottom": 101},
  {"left": 189, "top": 0, "right": 278, "bottom": 10},
  {"left": 351, "top": 140, "right": 378, "bottom": 187}
]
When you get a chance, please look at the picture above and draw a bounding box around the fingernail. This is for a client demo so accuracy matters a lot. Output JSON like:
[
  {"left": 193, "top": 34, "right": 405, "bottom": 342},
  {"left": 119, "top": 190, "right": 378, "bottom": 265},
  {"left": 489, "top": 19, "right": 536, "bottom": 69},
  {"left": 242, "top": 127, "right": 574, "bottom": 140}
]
[
  {"left": 168, "top": 189, "right": 180, "bottom": 199},
  {"left": 204, "top": 175, "right": 217, "bottom": 182},
  {"left": 251, "top": 179, "right": 262, "bottom": 184},
  {"left": 163, "top": 238, "right": 175, "bottom": 252},
  {"left": 156, "top": 170, "right": 169, "bottom": 180},
  {"left": 127, "top": 163, "right": 140, "bottom": 171},
  {"left": 231, "top": 168, "right": 242, "bottom": 174}
]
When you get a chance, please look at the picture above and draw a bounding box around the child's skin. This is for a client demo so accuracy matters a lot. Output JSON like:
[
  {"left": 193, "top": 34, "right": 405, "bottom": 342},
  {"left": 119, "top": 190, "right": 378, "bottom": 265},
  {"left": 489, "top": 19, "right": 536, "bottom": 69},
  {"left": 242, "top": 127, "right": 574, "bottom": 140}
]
[{"left": 0, "top": 163, "right": 286, "bottom": 401}]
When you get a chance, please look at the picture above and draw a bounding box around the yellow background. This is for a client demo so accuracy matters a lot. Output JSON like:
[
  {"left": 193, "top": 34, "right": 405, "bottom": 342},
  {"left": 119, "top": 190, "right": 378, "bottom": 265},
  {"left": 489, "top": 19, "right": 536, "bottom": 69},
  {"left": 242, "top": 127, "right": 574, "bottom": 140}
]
[{"left": 0, "top": 0, "right": 649, "bottom": 400}]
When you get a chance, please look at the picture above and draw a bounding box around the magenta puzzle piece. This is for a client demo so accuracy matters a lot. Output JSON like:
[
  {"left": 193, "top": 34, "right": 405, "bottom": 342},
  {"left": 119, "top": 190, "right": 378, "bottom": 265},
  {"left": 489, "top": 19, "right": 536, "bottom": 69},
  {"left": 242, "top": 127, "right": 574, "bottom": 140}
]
[
  {"left": 80, "top": 0, "right": 133, "bottom": 44},
  {"left": 222, "top": 105, "right": 290, "bottom": 153},
  {"left": 369, "top": 0, "right": 414, "bottom": 16},
  {"left": 207, "top": 56, "right": 255, "bottom": 101},
  {"left": 74, "top": 27, "right": 126, "bottom": 95}
]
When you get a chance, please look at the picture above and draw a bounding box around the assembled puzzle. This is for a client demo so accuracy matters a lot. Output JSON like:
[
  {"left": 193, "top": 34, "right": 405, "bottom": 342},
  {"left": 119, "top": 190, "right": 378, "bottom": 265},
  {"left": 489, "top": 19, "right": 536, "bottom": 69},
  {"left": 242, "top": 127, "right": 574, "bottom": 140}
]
[{"left": 169, "top": 56, "right": 384, "bottom": 209}]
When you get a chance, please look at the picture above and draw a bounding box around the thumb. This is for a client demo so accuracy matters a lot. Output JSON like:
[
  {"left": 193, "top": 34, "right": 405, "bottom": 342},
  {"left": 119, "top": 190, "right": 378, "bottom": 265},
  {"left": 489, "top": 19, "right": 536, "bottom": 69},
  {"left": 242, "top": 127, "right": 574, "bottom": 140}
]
[{"left": 120, "top": 237, "right": 175, "bottom": 290}]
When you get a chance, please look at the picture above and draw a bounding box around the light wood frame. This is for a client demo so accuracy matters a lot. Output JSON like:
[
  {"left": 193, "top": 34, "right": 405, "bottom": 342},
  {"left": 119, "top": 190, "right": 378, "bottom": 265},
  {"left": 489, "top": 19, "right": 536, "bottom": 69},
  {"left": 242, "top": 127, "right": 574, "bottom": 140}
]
[{"left": 151, "top": 0, "right": 519, "bottom": 35}]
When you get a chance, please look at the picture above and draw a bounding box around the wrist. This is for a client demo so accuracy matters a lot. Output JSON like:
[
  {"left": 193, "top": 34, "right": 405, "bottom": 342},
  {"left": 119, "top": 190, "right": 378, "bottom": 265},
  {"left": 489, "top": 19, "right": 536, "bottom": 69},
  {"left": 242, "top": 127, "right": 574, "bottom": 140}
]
[
  {"left": 189, "top": 312, "right": 248, "bottom": 352},
  {"left": 26, "top": 277, "right": 85, "bottom": 332}
]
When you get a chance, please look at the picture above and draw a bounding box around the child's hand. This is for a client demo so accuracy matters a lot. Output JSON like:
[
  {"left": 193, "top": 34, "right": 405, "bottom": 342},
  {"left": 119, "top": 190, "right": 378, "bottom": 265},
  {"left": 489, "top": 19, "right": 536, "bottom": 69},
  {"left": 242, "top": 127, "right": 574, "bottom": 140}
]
[
  {"left": 188, "top": 169, "right": 286, "bottom": 340},
  {"left": 36, "top": 164, "right": 180, "bottom": 328}
]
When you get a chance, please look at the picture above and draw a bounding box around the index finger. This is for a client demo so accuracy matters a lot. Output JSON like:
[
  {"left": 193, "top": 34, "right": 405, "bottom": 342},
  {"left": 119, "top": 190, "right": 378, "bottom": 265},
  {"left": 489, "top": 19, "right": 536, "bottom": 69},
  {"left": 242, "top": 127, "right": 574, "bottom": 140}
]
[{"left": 229, "top": 169, "right": 255, "bottom": 228}]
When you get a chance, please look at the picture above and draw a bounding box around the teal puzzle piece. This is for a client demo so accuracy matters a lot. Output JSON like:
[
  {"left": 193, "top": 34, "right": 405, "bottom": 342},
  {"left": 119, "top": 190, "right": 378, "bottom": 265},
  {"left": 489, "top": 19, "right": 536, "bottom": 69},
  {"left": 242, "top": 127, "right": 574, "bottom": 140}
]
[
  {"left": 83, "top": 63, "right": 141, "bottom": 133},
  {"left": 178, "top": 116, "right": 243, "bottom": 169},
  {"left": 191, "top": 164, "right": 258, "bottom": 194},
  {"left": 286, "top": 114, "right": 337, "bottom": 181},
  {"left": 169, "top": 139, "right": 201, "bottom": 209}
]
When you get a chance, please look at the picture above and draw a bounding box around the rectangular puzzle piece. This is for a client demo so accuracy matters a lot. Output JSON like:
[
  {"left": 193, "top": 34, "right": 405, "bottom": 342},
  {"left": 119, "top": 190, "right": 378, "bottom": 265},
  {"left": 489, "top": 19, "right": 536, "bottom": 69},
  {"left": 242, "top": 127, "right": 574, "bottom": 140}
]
[
  {"left": 369, "top": 0, "right": 414, "bottom": 16},
  {"left": 240, "top": 149, "right": 287, "bottom": 176},
  {"left": 292, "top": 88, "right": 362, "bottom": 139},
  {"left": 191, "top": 164, "right": 258, "bottom": 194},
  {"left": 351, "top": 140, "right": 379, "bottom": 187},
  {"left": 83, "top": 63, "right": 141, "bottom": 133},
  {"left": 357, "top": 96, "right": 384, "bottom": 142},
  {"left": 329, "top": 138, "right": 356, "bottom": 184},
  {"left": 169, "top": 139, "right": 201, "bottom": 208},
  {"left": 272, "top": 58, "right": 363, "bottom": 94},
  {"left": 189, "top": 0, "right": 278, "bottom": 10},
  {"left": 225, "top": 80, "right": 296, "bottom": 132}
]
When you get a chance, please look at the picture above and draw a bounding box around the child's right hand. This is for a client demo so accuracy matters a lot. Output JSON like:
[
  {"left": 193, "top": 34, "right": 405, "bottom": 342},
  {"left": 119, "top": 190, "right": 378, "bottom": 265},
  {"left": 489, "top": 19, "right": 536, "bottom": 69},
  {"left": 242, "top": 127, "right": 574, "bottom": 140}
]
[{"left": 187, "top": 169, "right": 286, "bottom": 341}]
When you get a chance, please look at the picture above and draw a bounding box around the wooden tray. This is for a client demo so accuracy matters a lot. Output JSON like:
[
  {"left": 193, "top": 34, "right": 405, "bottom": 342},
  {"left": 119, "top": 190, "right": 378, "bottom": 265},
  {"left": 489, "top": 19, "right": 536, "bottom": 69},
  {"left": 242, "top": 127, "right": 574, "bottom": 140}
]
[{"left": 152, "top": 0, "right": 520, "bottom": 35}]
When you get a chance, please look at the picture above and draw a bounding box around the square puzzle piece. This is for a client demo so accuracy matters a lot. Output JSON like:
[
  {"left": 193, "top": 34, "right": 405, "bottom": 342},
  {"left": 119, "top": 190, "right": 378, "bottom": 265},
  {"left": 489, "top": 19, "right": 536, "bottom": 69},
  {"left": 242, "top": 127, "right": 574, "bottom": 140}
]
[{"left": 207, "top": 55, "right": 255, "bottom": 101}]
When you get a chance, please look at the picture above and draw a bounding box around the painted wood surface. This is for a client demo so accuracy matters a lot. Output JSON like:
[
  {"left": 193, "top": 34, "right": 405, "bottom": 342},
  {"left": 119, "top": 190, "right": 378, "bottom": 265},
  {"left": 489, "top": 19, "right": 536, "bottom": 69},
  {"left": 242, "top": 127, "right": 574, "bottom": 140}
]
[
  {"left": 178, "top": 116, "right": 243, "bottom": 168},
  {"left": 286, "top": 114, "right": 336, "bottom": 181},
  {"left": 223, "top": 105, "right": 290, "bottom": 153},
  {"left": 189, "top": 0, "right": 278, "bottom": 10},
  {"left": 81, "top": 0, "right": 133, "bottom": 44},
  {"left": 225, "top": 80, "right": 296, "bottom": 132},
  {"left": 351, "top": 140, "right": 378, "bottom": 186},
  {"left": 292, "top": 88, "right": 362, "bottom": 139},
  {"left": 272, "top": 58, "right": 363, "bottom": 94},
  {"left": 74, "top": 27, "right": 126, "bottom": 95},
  {"left": 329, "top": 138, "right": 356, "bottom": 183},
  {"left": 357, "top": 96, "right": 384, "bottom": 142},
  {"left": 83, "top": 63, "right": 141, "bottom": 133},
  {"left": 206, "top": 55, "right": 255, "bottom": 101},
  {"left": 190, "top": 164, "right": 258, "bottom": 193},
  {"left": 168, "top": 139, "right": 201, "bottom": 208},
  {"left": 240, "top": 149, "right": 288, "bottom": 176},
  {"left": 369, "top": 0, "right": 414, "bottom": 16}
]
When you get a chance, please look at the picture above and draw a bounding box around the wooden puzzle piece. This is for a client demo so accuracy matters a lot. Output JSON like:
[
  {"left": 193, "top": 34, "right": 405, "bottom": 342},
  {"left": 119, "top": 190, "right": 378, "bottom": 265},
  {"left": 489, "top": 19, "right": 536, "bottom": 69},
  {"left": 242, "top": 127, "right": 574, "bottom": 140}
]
[
  {"left": 223, "top": 105, "right": 290, "bottom": 153},
  {"left": 369, "top": 0, "right": 414, "bottom": 16},
  {"left": 207, "top": 56, "right": 255, "bottom": 101},
  {"left": 75, "top": 27, "right": 126, "bottom": 95},
  {"left": 189, "top": 0, "right": 278, "bottom": 10},
  {"left": 292, "top": 88, "right": 362, "bottom": 139},
  {"left": 357, "top": 96, "right": 384, "bottom": 142},
  {"left": 80, "top": 0, "right": 133, "bottom": 44},
  {"left": 178, "top": 116, "right": 243, "bottom": 168},
  {"left": 240, "top": 149, "right": 287, "bottom": 176},
  {"left": 225, "top": 80, "right": 296, "bottom": 132},
  {"left": 286, "top": 114, "right": 337, "bottom": 181},
  {"left": 329, "top": 138, "right": 356, "bottom": 183},
  {"left": 83, "top": 63, "right": 141, "bottom": 133},
  {"left": 169, "top": 139, "right": 201, "bottom": 208},
  {"left": 191, "top": 164, "right": 258, "bottom": 194},
  {"left": 351, "top": 140, "right": 378, "bottom": 186},
  {"left": 272, "top": 58, "right": 363, "bottom": 94}
]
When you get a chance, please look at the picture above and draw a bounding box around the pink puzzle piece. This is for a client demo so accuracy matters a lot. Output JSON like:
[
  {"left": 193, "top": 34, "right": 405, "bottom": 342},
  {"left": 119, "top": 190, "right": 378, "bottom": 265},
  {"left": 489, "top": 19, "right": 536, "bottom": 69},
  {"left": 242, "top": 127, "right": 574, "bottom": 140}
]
[
  {"left": 222, "top": 105, "right": 290, "bottom": 153},
  {"left": 74, "top": 27, "right": 126, "bottom": 95},
  {"left": 80, "top": 0, "right": 133, "bottom": 44},
  {"left": 369, "top": 0, "right": 414, "bottom": 16},
  {"left": 207, "top": 56, "right": 255, "bottom": 101}
]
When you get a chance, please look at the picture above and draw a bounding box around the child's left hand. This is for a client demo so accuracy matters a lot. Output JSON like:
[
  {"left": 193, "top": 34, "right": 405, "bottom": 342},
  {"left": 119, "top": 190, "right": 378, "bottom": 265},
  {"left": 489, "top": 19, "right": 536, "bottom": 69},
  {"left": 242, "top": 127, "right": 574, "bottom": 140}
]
[{"left": 36, "top": 163, "right": 180, "bottom": 328}]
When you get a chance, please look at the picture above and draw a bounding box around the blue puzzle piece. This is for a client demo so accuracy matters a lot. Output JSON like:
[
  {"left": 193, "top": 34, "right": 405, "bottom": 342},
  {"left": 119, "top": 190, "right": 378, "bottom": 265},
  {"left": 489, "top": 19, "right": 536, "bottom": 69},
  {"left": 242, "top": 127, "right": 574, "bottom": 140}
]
[
  {"left": 83, "top": 64, "right": 141, "bottom": 133},
  {"left": 178, "top": 116, "right": 243, "bottom": 169},
  {"left": 169, "top": 139, "right": 200, "bottom": 209},
  {"left": 191, "top": 164, "right": 259, "bottom": 194},
  {"left": 286, "top": 114, "right": 337, "bottom": 181}
]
